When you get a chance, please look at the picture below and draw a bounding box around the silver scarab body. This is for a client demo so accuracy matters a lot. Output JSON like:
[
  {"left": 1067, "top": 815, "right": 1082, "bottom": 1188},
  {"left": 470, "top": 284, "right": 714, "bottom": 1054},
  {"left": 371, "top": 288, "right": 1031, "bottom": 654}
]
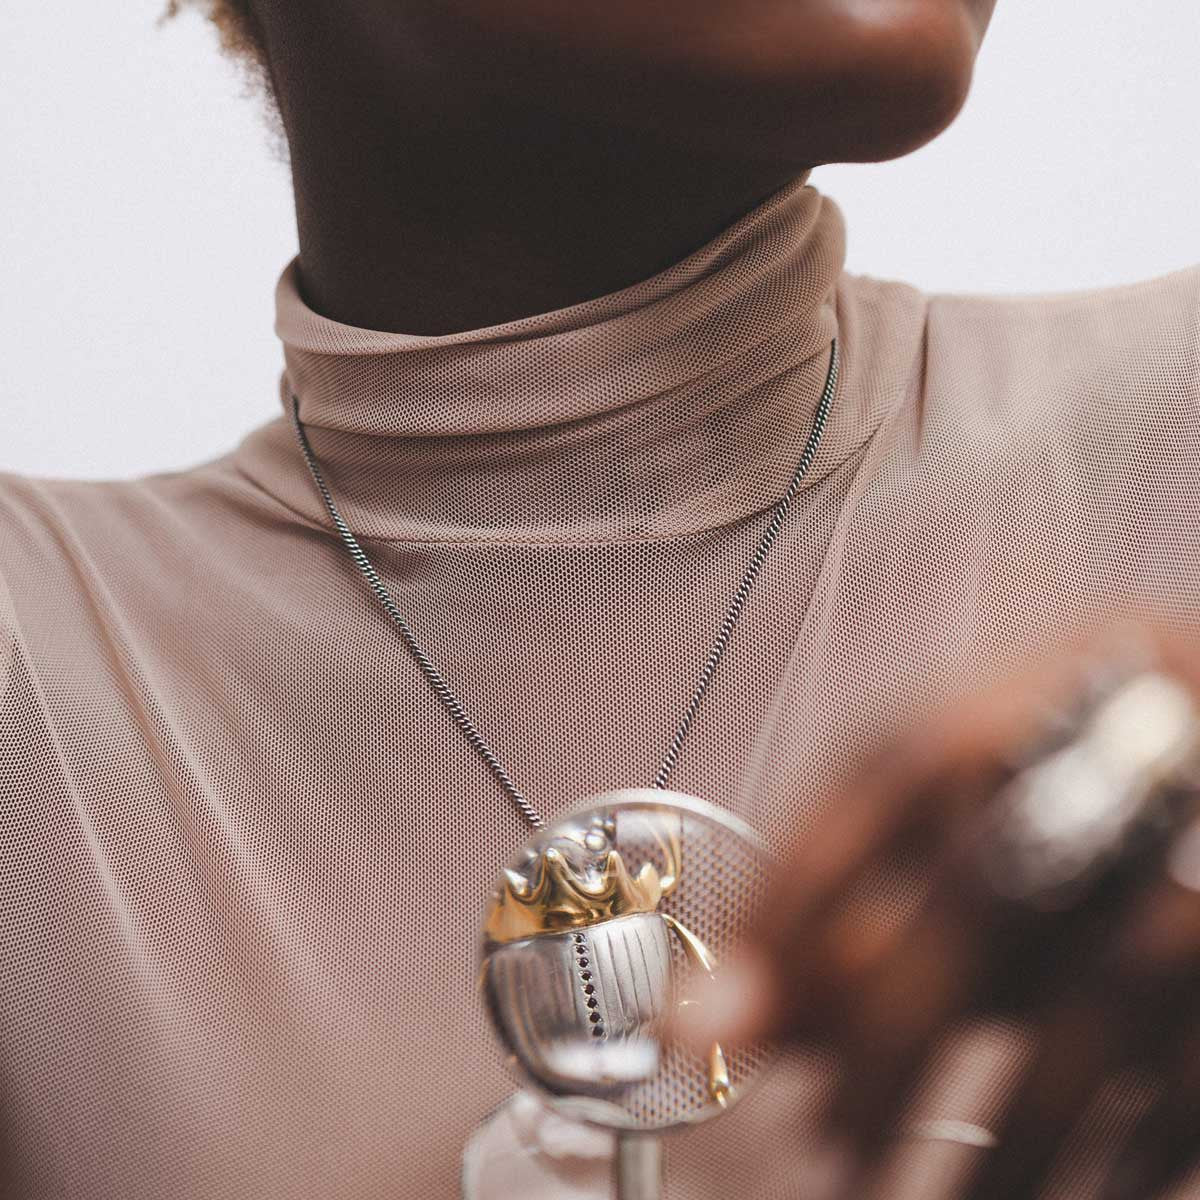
[{"left": 481, "top": 801, "right": 730, "bottom": 1108}]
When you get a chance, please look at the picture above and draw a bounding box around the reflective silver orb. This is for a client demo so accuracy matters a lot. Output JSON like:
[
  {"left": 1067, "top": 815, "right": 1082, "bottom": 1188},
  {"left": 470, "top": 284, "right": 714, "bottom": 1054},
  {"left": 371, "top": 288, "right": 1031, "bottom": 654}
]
[{"left": 479, "top": 789, "right": 773, "bottom": 1133}]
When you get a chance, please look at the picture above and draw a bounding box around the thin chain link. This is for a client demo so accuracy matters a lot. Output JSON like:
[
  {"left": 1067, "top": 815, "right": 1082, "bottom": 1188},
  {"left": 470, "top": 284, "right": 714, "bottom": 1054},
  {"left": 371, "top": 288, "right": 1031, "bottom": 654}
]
[
  {"left": 289, "top": 407, "right": 543, "bottom": 829},
  {"left": 290, "top": 337, "right": 838, "bottom": 830},
  {"left": 651, "top": 338, "right": 838, "bottom": 788}
]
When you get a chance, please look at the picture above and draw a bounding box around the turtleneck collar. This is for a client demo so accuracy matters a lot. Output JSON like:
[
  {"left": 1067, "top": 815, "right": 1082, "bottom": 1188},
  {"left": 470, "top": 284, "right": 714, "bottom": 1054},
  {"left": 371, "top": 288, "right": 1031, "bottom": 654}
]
[{"left": 234, "top": 170, "right": 867, "bottom": 545}]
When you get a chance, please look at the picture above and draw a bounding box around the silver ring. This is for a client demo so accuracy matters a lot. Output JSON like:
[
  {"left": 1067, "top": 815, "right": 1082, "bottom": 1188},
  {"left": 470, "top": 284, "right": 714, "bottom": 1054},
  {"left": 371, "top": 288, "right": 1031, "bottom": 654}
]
[
  {"left": 901, "top": 1119, "right": 999, "bottom": 1149},
  {"left": 979, "top": 669, "right": 1200, "bottom": 909}
]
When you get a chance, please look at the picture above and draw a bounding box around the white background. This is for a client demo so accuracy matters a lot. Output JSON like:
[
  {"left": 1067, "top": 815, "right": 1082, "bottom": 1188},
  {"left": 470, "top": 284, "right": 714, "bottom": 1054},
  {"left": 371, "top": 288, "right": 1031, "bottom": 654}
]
[{"left": 3, "top": 1, "right": 1198, "bottom": 480}]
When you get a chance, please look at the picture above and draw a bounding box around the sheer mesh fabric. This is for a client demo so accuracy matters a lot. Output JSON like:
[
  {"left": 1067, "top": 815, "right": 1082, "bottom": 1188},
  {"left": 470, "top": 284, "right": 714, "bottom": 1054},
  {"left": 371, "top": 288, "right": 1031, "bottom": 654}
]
[{"left": 2, "top": 170, "right": 1199, "bottom": 1198}]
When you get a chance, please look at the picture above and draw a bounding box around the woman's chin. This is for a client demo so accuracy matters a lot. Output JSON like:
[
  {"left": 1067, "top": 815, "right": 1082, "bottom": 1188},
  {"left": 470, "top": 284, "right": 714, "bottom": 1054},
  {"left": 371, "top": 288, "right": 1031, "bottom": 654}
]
[{"left": 485, "top": 0, "right": 984, "bottom": 168}]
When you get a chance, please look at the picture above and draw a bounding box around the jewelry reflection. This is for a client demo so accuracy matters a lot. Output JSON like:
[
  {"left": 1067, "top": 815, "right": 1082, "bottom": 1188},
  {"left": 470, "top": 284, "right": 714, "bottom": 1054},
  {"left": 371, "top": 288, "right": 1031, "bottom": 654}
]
[{"left": 482, "top": 804, "right": 732, "bottom": 1111}]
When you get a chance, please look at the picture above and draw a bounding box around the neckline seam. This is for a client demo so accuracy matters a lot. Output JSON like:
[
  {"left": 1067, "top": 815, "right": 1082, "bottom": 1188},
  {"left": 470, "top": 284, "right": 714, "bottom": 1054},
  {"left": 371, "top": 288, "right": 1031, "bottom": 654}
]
[{"left": 229, "top": 450, "right": 854, "bottom": 550}]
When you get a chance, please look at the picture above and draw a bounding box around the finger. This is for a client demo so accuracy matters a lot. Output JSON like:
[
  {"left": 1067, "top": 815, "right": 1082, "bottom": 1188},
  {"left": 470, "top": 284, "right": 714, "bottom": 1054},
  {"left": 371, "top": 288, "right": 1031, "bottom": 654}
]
[
  {"left": 962, "top": 996, "right": 1121, "bottom": 1200},
  {"left": 816, "top": 846, "right": 1116, "bottom": 1171},
  {"left": 1113, "top": 829, "right": 1200, "bottom": 981},
  {"left": 1099, "top": 1027, "right": 1200, "bottom": 1200},
  {"left": 772, "top": 716, "right": 1198, "bottom": 1161},
  {"left": 717, "top": 745, "right": 1103, "bottom": 1055},
  {"left": 966, "top": 864, "right": 1200, "bottom": 1200},
  {"left": 820, "top": 907, "right": 980, "bottom": 1171},
  {"left": 1096, "top": 873, "right": 1200, "bottom": 1200},
  {"left": 679, "top": 834, "right": 984, "bottom": 1050}
]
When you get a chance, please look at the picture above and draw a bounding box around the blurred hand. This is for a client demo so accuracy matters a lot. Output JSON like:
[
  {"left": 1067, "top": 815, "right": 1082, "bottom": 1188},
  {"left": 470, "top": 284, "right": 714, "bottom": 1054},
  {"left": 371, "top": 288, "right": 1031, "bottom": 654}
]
[{"left": 686, "top": 623, "right": 1200, "bottom": 1200}]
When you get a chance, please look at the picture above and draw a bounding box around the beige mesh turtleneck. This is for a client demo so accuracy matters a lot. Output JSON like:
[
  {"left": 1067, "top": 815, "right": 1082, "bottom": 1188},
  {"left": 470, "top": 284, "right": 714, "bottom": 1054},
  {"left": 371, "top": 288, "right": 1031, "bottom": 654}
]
[{"left": 2, "top": 172, "right": 1199, "bottom": 1199}]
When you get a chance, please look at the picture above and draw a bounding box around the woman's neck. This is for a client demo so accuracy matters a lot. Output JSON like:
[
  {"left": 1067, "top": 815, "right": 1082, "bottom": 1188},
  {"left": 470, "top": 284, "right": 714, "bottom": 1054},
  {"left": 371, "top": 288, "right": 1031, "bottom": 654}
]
[{"left": 289, "top": 125, "right": 804, "bottom": 335}]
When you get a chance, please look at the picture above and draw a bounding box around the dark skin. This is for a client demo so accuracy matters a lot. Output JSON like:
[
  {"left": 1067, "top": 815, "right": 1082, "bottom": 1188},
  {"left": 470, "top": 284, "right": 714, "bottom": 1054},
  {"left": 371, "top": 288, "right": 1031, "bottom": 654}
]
[
  {"left": 241, "top": 4, "right": 1200, "bottom": 1194},
  {"left": 246, "top": 0, "right": 996, "bottom": 334}
]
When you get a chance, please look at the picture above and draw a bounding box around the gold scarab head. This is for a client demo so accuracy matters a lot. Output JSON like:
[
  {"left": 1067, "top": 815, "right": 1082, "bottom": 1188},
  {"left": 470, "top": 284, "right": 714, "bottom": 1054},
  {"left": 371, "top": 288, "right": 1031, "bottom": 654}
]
[{"left": 484, "top": 810, "right": 681, "bottom": 944}]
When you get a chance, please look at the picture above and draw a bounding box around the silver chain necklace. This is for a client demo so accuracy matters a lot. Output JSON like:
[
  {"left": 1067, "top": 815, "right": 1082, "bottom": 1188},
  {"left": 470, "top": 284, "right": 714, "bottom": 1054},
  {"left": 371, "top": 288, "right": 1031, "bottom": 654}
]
[{"left": 289, "top": 338, "right": 838, "bottom": 830}]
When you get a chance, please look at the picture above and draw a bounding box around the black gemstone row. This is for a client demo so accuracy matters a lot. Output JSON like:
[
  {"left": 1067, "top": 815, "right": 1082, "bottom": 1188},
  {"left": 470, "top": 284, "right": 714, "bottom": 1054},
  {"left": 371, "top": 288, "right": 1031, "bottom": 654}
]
[{"left": 573, "top": 931, "right": 604, "bottom": 1038}]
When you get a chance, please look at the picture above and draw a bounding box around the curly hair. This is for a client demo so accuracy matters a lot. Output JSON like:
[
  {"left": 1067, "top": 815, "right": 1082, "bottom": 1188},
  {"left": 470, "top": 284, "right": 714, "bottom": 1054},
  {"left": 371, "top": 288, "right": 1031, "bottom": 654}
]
[
  {"left": 163, "top": 1, "right": 264, "bottom": 65},
  {"left": 162, "top": 1, "right": 287, "bottom": 159}
]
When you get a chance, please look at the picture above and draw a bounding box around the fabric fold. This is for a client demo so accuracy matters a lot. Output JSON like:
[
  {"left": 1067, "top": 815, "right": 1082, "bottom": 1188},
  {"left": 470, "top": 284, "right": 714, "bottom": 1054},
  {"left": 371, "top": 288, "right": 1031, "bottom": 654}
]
[{"left": 234, "top": 170, "right": 867, "bottom": 543}]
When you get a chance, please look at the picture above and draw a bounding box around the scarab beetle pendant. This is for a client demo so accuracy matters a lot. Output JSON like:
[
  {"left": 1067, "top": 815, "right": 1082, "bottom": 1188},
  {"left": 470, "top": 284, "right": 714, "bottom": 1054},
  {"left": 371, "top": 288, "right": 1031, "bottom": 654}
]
[{"left": 481, "top": 793, "right": 735, "bottom": 1111}]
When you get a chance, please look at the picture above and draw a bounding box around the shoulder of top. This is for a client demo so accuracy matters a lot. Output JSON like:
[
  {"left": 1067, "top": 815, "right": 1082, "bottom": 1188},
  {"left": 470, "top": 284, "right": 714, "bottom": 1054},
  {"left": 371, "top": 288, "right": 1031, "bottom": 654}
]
[
  {"left": 845, "top": 264, "right": 1198, "bottom": 395},
  {"left": 0, "top": 469, "right": 113, "bottom": 527},
  {"left": 928, "top": 264, "right": 1199, "bottom": 391},
  {"left": 0, "top": 459, "right": 234, "bottom": 556},
  {"left": 840, "top": 261, "right": 1200, "bottom": 313},
  {"left": 924, "top": 261, "right": 1200, "bottom": 315},
  {"left": 0, "top": 468, "right": 150, "bottom": 521},
  {"left": 839, "top": 265, "right": 1199, "bottom": 447},
  {"left": 0, "top": 453, "right": 240, "bottom": 507},
  {"left": 0, "top": 473, "right": 131, "bottom": 586},
  {"left": 0, "top": 461, "right": 250, "bottom": 623}
]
